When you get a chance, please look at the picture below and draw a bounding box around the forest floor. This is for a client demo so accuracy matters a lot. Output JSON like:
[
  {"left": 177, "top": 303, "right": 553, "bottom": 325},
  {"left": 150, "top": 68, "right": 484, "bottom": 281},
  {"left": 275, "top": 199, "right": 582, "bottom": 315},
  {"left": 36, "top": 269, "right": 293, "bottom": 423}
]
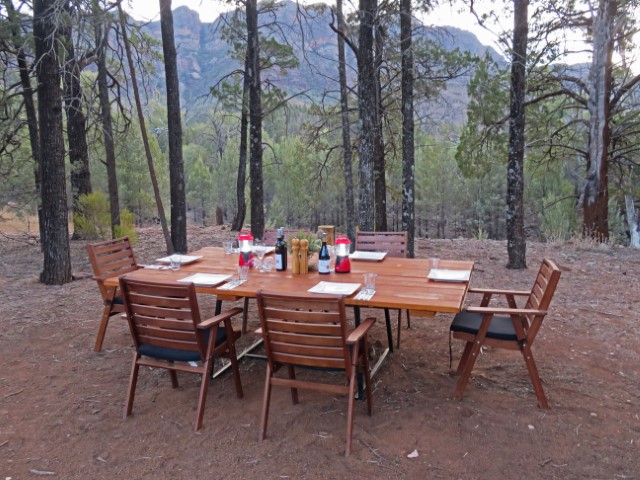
[{"left": 1, "top": 225, "right": 639, "bottom": 479}]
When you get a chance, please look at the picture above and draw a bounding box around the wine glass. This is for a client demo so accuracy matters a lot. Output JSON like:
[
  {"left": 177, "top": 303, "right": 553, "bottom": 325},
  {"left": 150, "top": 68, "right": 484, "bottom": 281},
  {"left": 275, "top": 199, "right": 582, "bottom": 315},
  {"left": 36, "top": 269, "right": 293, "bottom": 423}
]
[{"left": 254, "top": 239, "right": 266, "bottom": 271}]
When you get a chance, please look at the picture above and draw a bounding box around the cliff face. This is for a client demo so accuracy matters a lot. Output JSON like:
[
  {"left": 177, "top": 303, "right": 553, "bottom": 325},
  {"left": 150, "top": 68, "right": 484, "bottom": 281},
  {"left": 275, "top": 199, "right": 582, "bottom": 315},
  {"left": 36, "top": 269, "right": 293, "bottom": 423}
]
[{"left": 141, "top": 1, "right": 501, "bottom": 122}]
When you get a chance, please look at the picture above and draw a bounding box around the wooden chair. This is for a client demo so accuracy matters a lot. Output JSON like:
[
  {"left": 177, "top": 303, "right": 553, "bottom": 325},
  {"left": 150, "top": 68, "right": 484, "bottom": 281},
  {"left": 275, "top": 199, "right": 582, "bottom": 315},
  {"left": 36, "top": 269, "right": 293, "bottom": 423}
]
[
  {"left": 119, "top": 277, "right": 244, "bottom": 431},
  {"left": 86, "top": 237, "right": 141, "bottom": 351},
  {"left": 355, "top": 231, "right": 410, "bottom": 349},
  {"left": 255, "top": 290, "right": 376, "bottom": 456},
  {"left": 450, "top": 258, "right": 561, "bottom": 408}
]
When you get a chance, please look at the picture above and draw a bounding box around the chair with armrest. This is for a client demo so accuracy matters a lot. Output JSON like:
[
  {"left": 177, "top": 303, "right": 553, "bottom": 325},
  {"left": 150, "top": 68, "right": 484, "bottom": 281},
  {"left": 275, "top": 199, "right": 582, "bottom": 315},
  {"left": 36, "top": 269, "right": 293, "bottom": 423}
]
[
  {"left": 355, "top": 231, "right": 410, "bottom": 349},
  {"left": 119, "top": 277, "right": 244, "bottom": 431},
  {"left": 86, "top": 236, "right": 141, "bottom": 352},
  {"left": 256, "top": 290, "right": 376, "bottom": 456},
  {"left": 449, "top": 258, "right": 561, "bottom": 408}
]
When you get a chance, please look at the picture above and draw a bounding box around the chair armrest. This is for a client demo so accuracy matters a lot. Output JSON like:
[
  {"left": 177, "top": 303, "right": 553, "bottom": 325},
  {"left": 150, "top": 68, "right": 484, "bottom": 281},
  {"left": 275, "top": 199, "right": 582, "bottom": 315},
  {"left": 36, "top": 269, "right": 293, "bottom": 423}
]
[
  {"left": 465, "top": 306, "right": 547, "bottom": 316},
  {"left": 468, "top": 288, "right": 530, "bottom": 296},
  {"left": 255, "top": 327, "right": 263, "bottom": 335},
  {"left": 198, "top": 307, "right": 244, "bottom": 329},
  {"left": 346, "top": 318, "right": 376, "bottom": 345}
]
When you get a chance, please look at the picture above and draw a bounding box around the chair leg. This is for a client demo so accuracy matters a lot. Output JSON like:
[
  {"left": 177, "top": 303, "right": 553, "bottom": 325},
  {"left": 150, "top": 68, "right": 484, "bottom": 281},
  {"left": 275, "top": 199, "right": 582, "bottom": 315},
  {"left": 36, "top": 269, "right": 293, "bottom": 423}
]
[
  {"left": 453, "top": 340, "right": 483, "bottom": 400},
  {"left": 194, "top": 360, "right": 213, "bottom": 431},
  {"left": 169, "top": 370, "right": 179, "bottom": 388},
  {"left": 242, "top": 297, "right": 250, "bottom": 334},
  {"left": 383, "top": 309, "right": 394, "bottom": 353},
  {"left": 94, "top": 305, "right": 114, "bottom": 352},
  {"left": 287, "top": 366, "right": 299, "bottom": 404},
  {"left": 455, "top": 341, "right": 474, "bottom": 375},
  {"left": 259, "top": 363, "right": 273, "bottom": 441},
  {"left": 521, "top": 344, "right": 549, "bottom": 409},
  {"left": 361, "top": 341, "right": 373, "bottom": 416},
  {"left": 124, "top": 352, "right": 140, "bottom": 418},
  {"left": 345, "top": 362, "right": 357, "bottom": 457}
]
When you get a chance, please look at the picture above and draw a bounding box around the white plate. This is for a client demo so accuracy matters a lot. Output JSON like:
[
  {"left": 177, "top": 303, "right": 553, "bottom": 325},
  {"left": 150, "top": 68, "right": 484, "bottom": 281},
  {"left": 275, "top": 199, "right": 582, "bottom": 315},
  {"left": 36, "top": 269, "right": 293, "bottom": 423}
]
[
  {"left": 308, "top": 281, "right": 361, "bottom": 296},
  {"left": 427, "top": 269, "right": 471, "bottom": 282},
  {"left": 177, "top": 273, "right": 232, "bottom": 287},
  {"left": 349, "top": 251, "right": 387, "bottom": 261},
  {"left": 253, "top": 246, "right": 275, "bottom": 254},
  {"left": 156, "top": 254, "right": 203, "bottom": 265}
]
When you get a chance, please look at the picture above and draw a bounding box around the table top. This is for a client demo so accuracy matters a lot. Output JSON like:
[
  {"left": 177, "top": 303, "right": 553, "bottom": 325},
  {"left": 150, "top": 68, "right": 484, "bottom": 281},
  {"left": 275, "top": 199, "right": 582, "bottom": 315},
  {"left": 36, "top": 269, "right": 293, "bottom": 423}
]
[{"left": 105, "top": 247, "right": 474, "bottom": 314}]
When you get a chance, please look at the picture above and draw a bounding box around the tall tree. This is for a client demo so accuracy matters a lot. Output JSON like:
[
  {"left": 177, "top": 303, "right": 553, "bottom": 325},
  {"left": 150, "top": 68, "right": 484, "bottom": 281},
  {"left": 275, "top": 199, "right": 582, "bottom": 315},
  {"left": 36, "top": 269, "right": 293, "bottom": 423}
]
[
  {"left": 61, "top": 0, "right": 93, "bottom": 239},
  {"left": 583, "top": 0, "right": 617, "bottom": 240},
  {"left": 231, "top": 52, "right": 250, "bottom": 231},
  {"left": 117, "top": 0, "right": 172, "bottom": 252},
  {"left": 34, "top": 0, "right": 72, "bottom": 284},
  {"left": 93, "top": 8, "right": 120, "bottom": 237},
  {"left": 506, "top": 0, "right": 528, "bottom": 268},
  {"left": 357, "top": 0, "right": 377, "bottom": 231},
  {"left": 373, "top": 18, "right": 387, "bottom": 230},
  {"left": 400, "top": 0, "right": 414, "bottom": 257},
  {"left": 159, "top": 0, "right": 187, "bottom": 252},
  {"left": 335, "top": 0, "right": 356, "bottom": 242},
  {"left": 246, "top": 0, "right": 265, "bottom": 239}
]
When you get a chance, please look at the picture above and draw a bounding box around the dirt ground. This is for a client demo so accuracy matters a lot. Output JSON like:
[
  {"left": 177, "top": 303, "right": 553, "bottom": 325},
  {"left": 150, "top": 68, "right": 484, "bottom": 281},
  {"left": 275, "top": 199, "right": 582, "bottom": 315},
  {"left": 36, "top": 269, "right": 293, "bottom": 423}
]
[{"left": 1, "top": 225, "right": 639, "bottom": 479}]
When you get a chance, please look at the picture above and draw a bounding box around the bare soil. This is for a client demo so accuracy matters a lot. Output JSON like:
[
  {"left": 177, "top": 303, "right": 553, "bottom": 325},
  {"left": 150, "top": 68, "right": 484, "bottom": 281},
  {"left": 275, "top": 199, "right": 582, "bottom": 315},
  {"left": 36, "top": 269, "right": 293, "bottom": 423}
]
[{"left": 1, "top": 226, "right": 639, "bottom": 479}]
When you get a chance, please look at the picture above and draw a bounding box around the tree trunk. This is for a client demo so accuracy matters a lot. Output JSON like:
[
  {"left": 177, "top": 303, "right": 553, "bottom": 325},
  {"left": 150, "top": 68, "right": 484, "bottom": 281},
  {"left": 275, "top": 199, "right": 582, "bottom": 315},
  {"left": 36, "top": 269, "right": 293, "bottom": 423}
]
[
  {"left": 625, "top": 195, "right": 640, "bottom": 248},
  {"left": 373, "top": 21, "right": 387, "bottom": 231},
  {"left": 34, "top": 0, "right": 72, "bottom": 285},
  {"left": 117, "top": 2, "right": 173, "bottom": 253},
  {"left": 160, "top": 0, "right": 188, "bottom": 252},
  {"left": 400, "top": 0, "right": 415, "bottom": 257},
  {"left": 94, "top": 17, "right": 121, "bottom": 238},
  {"left": 61, "top": 5, "right": 93, "bottom": 240},
  {"left": 232, "top": 52, "right": 250, "bottom": 231},
  {"left": 584, "top": 0, "right": 615, "bottom": 240},
  {"left": 336, "top": 0, "right": 356, "bottom": 243},
  {"left": 357, "top": 0, "right": 377, "bottom": 231},
  {"left": 247, "top": 0, "right": 264, "bottom": 239},
  {"left": 5, "top": 0, "right": 43, "bottom": 244},
  {"left": 506, "top": 0, "right": 528, "bottom": 269}
]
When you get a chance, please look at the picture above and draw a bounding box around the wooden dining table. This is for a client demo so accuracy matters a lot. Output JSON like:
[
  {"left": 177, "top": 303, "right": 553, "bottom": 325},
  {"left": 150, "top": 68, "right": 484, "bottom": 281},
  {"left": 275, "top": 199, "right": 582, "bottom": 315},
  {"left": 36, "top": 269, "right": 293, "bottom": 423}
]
[{"left": 103, "top": 246, "right": 474, "bottom": 379}]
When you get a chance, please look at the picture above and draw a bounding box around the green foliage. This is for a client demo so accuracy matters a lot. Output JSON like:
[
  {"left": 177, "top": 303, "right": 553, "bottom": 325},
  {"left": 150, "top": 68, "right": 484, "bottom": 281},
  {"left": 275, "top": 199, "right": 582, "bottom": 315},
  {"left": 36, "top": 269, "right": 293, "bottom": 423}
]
[
  {"left": 287, "top": 230, "right": 321, "bottom": 254},
  {"left": 73, "top": 192, "right": 112, "bottom": 239},
  {"left": 114, "top": 209, "right": 137, "bottom": 244}
]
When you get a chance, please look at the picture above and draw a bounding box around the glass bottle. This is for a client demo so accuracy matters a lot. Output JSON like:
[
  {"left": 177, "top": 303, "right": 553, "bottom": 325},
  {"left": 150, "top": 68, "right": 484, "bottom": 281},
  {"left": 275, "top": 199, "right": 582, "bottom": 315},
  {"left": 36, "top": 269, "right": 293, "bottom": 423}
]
[
  {"left": 318, "top": 232, "right": 331, "bottom": 274},
  {"left": 275, "top": 227, "right": 287, "bottom": 271}
]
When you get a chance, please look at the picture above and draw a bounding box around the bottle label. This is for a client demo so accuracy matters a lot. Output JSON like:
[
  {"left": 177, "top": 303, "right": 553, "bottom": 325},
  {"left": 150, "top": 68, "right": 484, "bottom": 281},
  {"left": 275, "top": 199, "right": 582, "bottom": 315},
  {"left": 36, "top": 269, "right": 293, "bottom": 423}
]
[
  {"left": 276, "top": 254, "right": 283, "bottom": 270},
  {"left": 318, "top": 259, "right": 331, "bottom": 274}
]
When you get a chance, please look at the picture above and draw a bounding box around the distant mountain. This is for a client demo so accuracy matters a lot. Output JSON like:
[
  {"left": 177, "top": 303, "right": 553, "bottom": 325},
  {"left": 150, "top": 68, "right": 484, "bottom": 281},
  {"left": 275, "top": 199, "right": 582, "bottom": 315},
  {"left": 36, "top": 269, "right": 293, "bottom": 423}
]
[{"left": 140, "top": 1, "right": 503, "bottom": 124}]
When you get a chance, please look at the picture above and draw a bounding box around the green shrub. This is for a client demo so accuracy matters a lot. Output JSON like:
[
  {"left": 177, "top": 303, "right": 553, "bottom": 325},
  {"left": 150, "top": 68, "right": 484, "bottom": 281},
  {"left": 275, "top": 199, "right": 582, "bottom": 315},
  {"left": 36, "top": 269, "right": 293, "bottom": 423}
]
[
  {"left": 114, "top": 209, "right": 137, "bottom": 245},
  {"left": 73, "top": 192, "right": 111, "bottom": 239}
]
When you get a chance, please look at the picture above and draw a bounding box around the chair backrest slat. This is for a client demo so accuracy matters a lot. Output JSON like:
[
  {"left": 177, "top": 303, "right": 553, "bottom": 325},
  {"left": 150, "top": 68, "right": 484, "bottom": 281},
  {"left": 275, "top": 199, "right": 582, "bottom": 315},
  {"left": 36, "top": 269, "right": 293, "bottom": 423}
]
[
  {"left": 120, "top": 277, "right": 206, "bottom": 357},
  {"left": 355, "top": 231, "right": 408, "bottom": 258},
  {"left": 257, "top": 291, "right": 351, "bottom": 374},
  {"left": 87, "top": 237, "right": 138, "bottom": 280},
  {"left": 523, "top": 258, "right": 561, "bottom": 339}
]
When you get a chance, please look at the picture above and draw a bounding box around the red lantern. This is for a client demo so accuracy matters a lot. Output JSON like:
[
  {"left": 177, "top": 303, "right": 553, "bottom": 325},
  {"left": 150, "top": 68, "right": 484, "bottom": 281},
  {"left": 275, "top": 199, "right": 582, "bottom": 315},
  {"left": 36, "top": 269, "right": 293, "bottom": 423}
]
[
  {"left": 238, "top": 229, "right": 254, "bottom": 267},
  {"left": 334, "top": 234, "right": 351, "bottom": 273}
]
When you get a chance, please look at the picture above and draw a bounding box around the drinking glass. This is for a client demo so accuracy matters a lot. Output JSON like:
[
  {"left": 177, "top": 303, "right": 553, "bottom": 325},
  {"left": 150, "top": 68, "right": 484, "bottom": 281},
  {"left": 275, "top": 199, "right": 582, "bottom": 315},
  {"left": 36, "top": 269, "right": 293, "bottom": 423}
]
[
  {"left": 430, "top": 258, "right": 440, "bottom": 270},
  {"left": 254, "top": 240, "right": 267, "bottom": 271},
  {"left": 363, "top": 272, "right": 377, "bottom": 294},
  {"left": 169, "top": 255, "right": 181, "bottom": 271},
  {"left": 223, "top": 241, "right": 233, "bottom": 254},
  {"left": 238, "top": 265, "right": 249, "bottom": 282}
]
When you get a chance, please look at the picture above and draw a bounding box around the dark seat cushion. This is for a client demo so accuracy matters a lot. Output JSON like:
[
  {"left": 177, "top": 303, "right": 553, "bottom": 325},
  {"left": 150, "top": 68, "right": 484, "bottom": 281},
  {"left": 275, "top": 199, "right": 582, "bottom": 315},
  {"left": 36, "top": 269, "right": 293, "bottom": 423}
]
[
  {"left": 450, "top": 311, "right": 518, "bottom": 341},
  {"left": 112, "top": 295, "right": 124, "bottom": 305},
  {"left": 138, "top": 326, "right": 228, "bottom": 362}
]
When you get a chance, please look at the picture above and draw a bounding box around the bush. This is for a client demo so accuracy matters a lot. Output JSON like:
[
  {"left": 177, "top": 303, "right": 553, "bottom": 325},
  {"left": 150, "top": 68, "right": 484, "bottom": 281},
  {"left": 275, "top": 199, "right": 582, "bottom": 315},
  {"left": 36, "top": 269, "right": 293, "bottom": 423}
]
[{"left": 73, "top": 192, "right": 136, "bottom": 243}]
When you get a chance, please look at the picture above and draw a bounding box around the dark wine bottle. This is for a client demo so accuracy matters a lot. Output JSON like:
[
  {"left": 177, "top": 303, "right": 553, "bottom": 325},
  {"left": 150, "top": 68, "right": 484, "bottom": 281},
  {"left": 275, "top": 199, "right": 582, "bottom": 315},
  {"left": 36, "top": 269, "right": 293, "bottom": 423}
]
[
  {"left": 275, "top": 227, "right": 287, "bottom": 271},
  {"left": 318, "top": 232, "right": 331, "bottom": 274}
]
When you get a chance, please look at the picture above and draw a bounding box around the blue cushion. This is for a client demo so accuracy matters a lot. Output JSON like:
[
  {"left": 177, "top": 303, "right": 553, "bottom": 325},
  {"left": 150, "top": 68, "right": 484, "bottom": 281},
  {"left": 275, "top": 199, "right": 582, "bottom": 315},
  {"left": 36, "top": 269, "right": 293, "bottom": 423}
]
[
  {"left": 450, "top": 311, "right": 518, "bottom": 341},
  {"left": 138, "top": 326, "right": 227, "bottom": 362},
  {"left": 112, "top": 295, "right": 124, "bottom": 305}
]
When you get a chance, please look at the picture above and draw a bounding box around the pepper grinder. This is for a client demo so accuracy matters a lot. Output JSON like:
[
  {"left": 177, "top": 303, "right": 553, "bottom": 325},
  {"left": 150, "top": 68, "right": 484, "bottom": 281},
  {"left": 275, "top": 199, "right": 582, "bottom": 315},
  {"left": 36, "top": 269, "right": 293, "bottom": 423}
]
[
  {"left": 300, "top": 239, "right": 308, "bottom": 274},
  {"left": 292, "top": 238, "right": 300, "bottom": 274}
]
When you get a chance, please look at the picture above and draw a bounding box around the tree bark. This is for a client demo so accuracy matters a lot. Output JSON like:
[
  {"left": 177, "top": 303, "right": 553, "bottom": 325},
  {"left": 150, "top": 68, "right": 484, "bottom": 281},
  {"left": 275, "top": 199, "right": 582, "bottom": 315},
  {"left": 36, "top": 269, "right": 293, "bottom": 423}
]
[
  {"left": 160, "top": 0, "right": 188, "bottom": 252},
  {"left": 5, "top": 0, "right": 43, "bottom": 243},
  {"left": 117, "top": 1, "right": 173, "bottom": 253},
  {"left": 506, "top": 0, "right": 528, "bottom": 269},
  {"left": 232, "top": 52, "right": 250, "bottom": 231},
  {"left": 584, "top": 0, "right": 615, "bottom": 240},
  {"left": 94, "top": 16, "right": 121, "bottom": 238},
  {"left": 61, "top": 3, "right": 93, "bottom": 240},
  {"left": 357, "top": 0, "right": 377, "bottom": 231},
  {"left": 247, "top": 0, "right": 264, "bottom": 239},
  {"left": 400, "top": 0, "right": 415, "bottom": 257},
  {"left": 373, "top": 21, "right": 387, "bottom": 231},
  {"left": 625, "top": 195, "right": 640, "bottom": 248},
  {"left": 336, "top": 0, "right": 356, "bottom": 243},
  {"left": 34, "top": 0, "right": 72, "bottom": 285}
]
